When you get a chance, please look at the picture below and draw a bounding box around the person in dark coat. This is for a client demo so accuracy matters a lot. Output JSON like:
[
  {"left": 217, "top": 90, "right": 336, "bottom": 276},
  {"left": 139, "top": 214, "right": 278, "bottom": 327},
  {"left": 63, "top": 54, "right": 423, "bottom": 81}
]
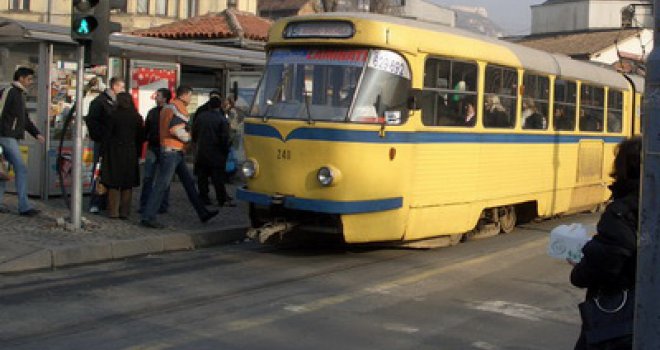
[
  {"left": 192, "top": 97, "right": 231, "bottom": 206},
  {"left": 569, "top": 137, "right": 641, "bottom": 350},
  {"left": 86, "top": 77, "right": 125, "bottom": 214},
  {"left": 193, "top": 89, "right": 222, "bottom": 119},
  {"left": 100, "top": 92, "right": 145, "bottom": 219}
]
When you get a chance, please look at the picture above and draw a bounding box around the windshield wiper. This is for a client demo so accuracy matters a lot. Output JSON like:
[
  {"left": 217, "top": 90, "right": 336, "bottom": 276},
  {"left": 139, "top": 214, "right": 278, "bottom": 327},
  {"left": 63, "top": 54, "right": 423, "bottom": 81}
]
[
  {"left": 262, "top": 74, "right": 288, "bottom": 122},
  {"left": 303, "top": 89, "right": 313, "bottom": 125}
]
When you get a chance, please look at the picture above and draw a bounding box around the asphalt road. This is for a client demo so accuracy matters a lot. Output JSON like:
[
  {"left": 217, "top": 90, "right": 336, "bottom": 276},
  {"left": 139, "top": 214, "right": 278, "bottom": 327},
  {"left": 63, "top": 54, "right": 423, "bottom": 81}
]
[{"left": 0, "top": 213, "right": 599, "bottom": 350}]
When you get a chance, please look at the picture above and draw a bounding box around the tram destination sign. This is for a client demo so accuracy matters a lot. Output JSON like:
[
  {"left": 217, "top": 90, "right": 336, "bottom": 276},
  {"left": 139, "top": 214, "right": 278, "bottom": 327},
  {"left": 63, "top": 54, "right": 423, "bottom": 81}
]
[{"left": 284, "top": 21, "right": 355, "bottom": 39}]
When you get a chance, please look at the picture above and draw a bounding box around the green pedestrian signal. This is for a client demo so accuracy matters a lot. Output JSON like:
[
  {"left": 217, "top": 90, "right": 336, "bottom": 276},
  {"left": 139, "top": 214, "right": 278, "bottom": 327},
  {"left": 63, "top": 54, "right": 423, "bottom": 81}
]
[
  {"left": 73, "top": 16, "right": 98, "bottom": 37},
  {"left": 78, "top": 18, "right": 89, "bottom": 34}
]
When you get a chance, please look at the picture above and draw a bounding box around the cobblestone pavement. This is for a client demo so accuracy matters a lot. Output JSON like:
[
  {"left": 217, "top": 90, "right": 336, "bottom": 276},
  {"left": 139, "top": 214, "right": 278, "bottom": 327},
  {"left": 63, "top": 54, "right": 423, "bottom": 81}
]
[{"left": 0, "top": 182, "right": 250, "bottom": 273}]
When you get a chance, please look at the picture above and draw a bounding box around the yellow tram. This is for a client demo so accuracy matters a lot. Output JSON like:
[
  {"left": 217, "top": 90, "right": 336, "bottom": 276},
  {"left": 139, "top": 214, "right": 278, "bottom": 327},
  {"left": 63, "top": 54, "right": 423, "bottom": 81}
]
[{"left": 237, "top": 13, "right": 644, "bottom": 245}]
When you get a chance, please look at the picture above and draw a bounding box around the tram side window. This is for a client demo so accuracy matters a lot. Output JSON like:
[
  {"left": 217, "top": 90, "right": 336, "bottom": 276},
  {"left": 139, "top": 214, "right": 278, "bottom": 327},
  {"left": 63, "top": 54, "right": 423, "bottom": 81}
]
[
  {"left": 553, "top": 79, "right": 577, "bottom": 131},
  {"left": 522, "top": 73, "right": 549, "bottom": 130},
  {"left": 484, "top": 65, "right": 517, "bottom": 128},
  {"left": 579, "top": 84, "right": 605, "bottom": 132},
  {"left": 607, "top": 89, "right": 623, "bottom": 133},
  {"left": 421, "top": 58, "right": 478, "bottom": 127}
]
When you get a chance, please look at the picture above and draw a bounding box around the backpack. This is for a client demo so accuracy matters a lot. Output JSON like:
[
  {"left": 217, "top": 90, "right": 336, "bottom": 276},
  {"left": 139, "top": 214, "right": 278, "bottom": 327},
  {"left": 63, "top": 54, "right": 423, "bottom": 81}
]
[{"left": 0, "top": 86, "right": 13, "bottom": 119}]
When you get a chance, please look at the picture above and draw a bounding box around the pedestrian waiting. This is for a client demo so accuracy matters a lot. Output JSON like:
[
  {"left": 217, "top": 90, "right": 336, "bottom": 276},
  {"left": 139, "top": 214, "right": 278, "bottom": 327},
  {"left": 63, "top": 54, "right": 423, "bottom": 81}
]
[
  {"left": 192, "top": 97, "right": 232, "bottom": 207},
  {"left": 140, "top": 85, "right": 219, "bottom": 229},
  {"left": 139, "top": 88, "right": 172, "bottom": 214},
  {"left": 0, "top": 67, "right": 45, "bottom": 216},
  {"left": 86, "top": 77, "right": 126, "bottom": 214},
  {"left": 100, "top": 92, "right": 145, "bottom": 219}
]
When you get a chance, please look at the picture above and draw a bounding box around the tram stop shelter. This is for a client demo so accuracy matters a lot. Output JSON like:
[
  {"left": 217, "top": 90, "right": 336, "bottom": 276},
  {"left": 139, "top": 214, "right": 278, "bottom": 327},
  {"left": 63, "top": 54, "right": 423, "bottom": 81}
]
[{"left": 0, "top": 18, "right": 265, "bottom": 199}]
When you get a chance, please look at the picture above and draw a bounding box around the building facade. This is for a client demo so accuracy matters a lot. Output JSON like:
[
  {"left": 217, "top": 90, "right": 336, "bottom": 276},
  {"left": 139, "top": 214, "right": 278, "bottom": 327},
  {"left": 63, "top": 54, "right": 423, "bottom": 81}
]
[
  {"left": 0, "top": 0, "right": 258, "bottom": 31},
  {"left": 513, "top": 0, "right": 653, "bottom": 74},
  {"left": 531, "top": 0, "right": 652, "bottom": 35}
]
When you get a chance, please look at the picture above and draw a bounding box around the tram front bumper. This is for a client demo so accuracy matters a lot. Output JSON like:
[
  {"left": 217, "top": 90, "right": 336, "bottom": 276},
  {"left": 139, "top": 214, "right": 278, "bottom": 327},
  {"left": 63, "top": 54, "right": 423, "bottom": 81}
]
[{"left": 236, "top": 188, "right": 403, "bottom": 215}]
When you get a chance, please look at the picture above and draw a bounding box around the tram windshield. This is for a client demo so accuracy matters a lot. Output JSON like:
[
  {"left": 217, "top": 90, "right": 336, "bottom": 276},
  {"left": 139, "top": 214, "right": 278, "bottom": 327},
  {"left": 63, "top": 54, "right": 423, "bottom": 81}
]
[{"left": 250, "top": 48, "right": 411, "bottom": 124}]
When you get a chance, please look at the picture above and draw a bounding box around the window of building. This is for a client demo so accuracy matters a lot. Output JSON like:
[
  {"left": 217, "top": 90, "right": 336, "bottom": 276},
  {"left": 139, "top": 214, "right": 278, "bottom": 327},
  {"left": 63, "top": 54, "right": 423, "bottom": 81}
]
[
  {"left": 554, "top": 79, "right": 577, "bottom": 131},
  {"left": 522, "top": 73, "right": 549, "bottom": 130},
  {"left": 137, "top": 0, "right": 150, "bottom": 14},
  {"left": 188, "top": 0, "right": 199, "bottom": 17},
  {"left": 156, "top": 0, "right": 168, "bottom": 16},
  {"left": 484, "top": 65, "right": 518, "bottom": 128},
  {"left": 227, "top": 0, "right": 238, "bottom": 9},
  {"left": 579, "top": 84, "right": 605, "bottom": 132},
  {"left": 9, "top": 0, "right": 30, "bottom": 11},
  {"left": 607, "top": 89, "right": 623, "bottom": 133},
  {"left": 421, "top": 58, "right": 478, "bottom": 127}
]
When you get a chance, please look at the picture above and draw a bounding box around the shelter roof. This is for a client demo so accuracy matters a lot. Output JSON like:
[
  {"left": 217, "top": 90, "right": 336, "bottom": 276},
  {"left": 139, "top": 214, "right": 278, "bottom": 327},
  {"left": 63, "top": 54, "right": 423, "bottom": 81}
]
[{"left": 133, "top": 9, "right": 272, "bottom": 41}]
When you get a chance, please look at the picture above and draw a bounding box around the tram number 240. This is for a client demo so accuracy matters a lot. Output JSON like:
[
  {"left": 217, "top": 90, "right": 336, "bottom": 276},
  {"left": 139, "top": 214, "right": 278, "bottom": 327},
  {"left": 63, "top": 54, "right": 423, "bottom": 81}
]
[{"left": 276, "top": 149, "right": 292, "bottom": 160}]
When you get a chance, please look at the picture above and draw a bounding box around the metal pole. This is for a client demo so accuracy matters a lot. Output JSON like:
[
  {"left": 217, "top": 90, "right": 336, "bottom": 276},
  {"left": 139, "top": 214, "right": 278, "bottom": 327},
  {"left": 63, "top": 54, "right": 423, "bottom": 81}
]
[
  {"left": 634, "top": 0, "right": 660, "bottom": 348},
  {"left": 37, "top": 42, "right": 51, "bottom": 200},
  {"left": 47, "top": 0, "right": 52, "bottom": 23},
  {"left": 71, "top": 44, "right": 85, "bottom": 230}
]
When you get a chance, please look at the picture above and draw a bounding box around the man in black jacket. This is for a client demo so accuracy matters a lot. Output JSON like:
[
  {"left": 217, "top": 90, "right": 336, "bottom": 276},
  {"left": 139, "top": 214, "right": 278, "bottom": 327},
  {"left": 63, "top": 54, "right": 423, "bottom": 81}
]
[
  {"left": 86, "top": 77, "right": 125, "bottom": 214},
  {"left": 138, "top": 88, "right": 172, "bottom": 214},
  {"left": 0, "top": 67, "right": 45, "bottom": 216},
  {"left": 191, "top": 97, "right": 231, "bottom": 206}
]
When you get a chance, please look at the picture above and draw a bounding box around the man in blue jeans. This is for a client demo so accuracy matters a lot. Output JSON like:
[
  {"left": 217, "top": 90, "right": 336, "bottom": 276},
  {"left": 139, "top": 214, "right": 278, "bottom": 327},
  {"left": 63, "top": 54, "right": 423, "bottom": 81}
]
[
  {"left": 0, "top": 67, "right": 45, "bottom": 216},
  {"left": 139, "top": 88, "right": 171, "bottom": 214},
  {"left": 141, "top": 86, "right": 218, "bottom": 228}
]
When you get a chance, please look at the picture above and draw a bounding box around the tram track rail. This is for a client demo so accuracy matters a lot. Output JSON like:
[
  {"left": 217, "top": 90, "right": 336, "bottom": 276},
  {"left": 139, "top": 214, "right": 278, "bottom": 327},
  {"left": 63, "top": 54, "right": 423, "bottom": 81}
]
[{"left": 1, "top": 244, "right": 420, "bottom": 346}]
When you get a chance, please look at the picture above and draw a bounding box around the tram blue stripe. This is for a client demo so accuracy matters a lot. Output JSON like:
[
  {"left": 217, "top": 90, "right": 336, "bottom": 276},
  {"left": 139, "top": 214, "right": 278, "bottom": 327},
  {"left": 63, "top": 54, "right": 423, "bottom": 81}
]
[
  {"left": 236, "top": 188, "right": 403, "bottom": 214},
  {"left": 245, "top": 123, "right": 625, "bottom": 144}
]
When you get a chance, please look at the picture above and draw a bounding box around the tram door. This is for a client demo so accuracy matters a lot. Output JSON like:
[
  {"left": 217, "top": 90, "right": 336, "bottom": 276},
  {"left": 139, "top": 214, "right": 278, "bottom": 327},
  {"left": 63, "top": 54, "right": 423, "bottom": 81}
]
[{"left": 570, "top": 140, "right": 605, "bottom": 210}]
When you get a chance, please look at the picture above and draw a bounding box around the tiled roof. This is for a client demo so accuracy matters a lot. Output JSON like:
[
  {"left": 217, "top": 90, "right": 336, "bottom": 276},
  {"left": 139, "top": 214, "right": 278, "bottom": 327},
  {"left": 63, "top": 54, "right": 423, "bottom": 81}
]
[
  {"left": 511, "top": 29, "right": 641, "bottom": 57},
  {"left": 258, "top": 0, "right": 313, "bottom": 12},
  {"left": 133, "top": 9, "right": 272, "bottom": 41}
]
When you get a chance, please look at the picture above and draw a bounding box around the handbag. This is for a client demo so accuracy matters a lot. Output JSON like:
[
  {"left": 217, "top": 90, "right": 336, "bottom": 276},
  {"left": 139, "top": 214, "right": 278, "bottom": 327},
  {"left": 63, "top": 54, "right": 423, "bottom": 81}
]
[{"left": 578, "top": 289, "right": 634, "bottom": 346}]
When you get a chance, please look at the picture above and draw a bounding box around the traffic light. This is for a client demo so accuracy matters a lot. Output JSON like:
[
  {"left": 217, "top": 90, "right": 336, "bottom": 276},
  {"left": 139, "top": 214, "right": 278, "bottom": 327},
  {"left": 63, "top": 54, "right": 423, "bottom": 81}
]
[
  {"left": 71, "top": 0, "right": 100, "bottom": 42},
  {"left": 71, "top": 0, "right": 125, "bottom": 66}
]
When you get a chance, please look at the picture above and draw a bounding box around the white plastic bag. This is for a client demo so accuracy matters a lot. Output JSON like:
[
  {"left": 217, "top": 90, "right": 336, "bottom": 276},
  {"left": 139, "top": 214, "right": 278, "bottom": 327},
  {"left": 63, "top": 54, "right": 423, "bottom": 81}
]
[{"left": 547, "top": 223, "right": 593, "bottom": 263}]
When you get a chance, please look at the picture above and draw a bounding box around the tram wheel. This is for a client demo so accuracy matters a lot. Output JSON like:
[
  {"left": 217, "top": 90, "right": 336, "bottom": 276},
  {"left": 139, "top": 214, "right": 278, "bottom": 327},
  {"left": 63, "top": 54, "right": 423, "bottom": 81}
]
[{"left": 499, "top": 206, "right": 517, "bottom": 234}]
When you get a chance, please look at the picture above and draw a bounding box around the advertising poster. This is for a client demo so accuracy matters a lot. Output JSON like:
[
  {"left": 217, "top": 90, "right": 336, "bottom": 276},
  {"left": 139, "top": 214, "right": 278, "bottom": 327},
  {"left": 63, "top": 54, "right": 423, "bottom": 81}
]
[{"left": 130, "top": 61, "right": 179, "bottom": 118}]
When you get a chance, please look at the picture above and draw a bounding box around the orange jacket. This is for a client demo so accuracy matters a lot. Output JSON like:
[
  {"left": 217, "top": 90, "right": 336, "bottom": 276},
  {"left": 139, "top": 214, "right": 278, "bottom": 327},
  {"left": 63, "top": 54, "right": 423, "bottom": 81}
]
[{"left": 159, "top": 99, "right": 190, "bottom": 151}]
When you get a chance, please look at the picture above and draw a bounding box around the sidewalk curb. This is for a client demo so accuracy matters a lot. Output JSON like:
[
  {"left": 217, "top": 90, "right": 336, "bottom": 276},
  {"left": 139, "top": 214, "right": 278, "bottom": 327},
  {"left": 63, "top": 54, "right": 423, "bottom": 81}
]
[{"left": 0, "top": 225, "right": 247, "bottom": 274}]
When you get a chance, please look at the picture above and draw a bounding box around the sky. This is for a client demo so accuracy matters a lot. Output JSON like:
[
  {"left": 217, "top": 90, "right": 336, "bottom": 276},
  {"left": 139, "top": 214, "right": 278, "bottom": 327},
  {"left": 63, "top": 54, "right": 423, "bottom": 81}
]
[{"left": 429, "top": 0, "right": 547, "bottom": 35}]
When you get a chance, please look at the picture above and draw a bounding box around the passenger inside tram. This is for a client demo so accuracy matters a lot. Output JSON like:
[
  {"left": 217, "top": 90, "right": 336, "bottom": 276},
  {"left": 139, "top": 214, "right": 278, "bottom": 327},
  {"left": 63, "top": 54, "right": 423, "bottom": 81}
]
[{"left": 483, "top": 95, "right": 510, "bottom": 127}]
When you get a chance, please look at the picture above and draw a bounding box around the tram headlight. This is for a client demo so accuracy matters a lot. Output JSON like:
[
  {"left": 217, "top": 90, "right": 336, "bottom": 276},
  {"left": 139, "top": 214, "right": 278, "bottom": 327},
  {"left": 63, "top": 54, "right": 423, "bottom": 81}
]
[
  {"left": 317, "top": 166, "right": 341, "bottom": 187},
  {"left": 242, "top": 159, "right": 258, "bottom": 178}
]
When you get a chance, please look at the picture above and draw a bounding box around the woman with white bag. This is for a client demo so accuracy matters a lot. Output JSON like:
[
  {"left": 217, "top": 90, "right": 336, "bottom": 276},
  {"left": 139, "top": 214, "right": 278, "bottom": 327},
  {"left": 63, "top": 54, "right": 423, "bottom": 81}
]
[{"left": 569, "top": 137, "right": 641, "bottom": 350}]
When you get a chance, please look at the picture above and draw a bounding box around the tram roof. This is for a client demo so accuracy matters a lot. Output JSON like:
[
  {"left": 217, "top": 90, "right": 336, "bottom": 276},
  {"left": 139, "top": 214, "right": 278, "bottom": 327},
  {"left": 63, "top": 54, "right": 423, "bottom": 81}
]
[{"left": 278, "top": 12, "right": 632, "bottom": 90}]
